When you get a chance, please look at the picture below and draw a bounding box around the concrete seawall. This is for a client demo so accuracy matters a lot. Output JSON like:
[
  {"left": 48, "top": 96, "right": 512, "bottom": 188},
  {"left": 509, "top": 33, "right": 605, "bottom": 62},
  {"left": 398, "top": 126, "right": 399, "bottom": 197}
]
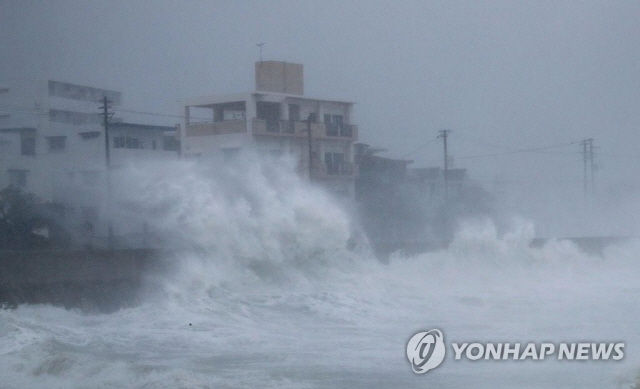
[
  {"left": 0, "top": 249, "right": 172, "bottom": 312},
  {"left": 0, "top": 236, "right": 634, "bottom": 311}
]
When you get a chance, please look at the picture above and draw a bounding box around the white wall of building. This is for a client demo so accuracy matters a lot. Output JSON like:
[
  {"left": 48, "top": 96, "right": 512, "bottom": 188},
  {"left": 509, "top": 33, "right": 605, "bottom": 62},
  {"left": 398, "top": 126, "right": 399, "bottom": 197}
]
[{"left": 0, "top": 79, "right": 179, "bottom": 247}]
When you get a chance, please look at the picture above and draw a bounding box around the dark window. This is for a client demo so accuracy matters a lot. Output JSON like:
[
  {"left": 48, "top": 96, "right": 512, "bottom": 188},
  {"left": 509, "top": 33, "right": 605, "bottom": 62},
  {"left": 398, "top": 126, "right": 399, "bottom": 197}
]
[
  {"left": 113, "top": 136, "right": 142, "bottom": 149},
  {"left": 257, "top": 102, "right": 281, "bottom": 132},
  {"left": 125, "top": 137, "right": 140, "bottom": 149},
  {"left": 49, "top": 109, "right": 101, "bottom": 125},
  {"left": 47, "top": 136, "right": 66, "bottom": 152},
  {"left": 79, "top": 131, "right": 101, "bottom": 140},
  {"left": 325, "top": 115, "right": 344, "bottom": 137},
  {"left": 20, "top": 135, "right": 36, "bottom": 156},
  {"left": 333, "top": 115, "right": 344, "bottom": 135},
  {"left": 325, "top": 152, "right": 345, "bottom": 175},
  {"left": 289, "top": 104, "right": 300, "bottom": 122}
]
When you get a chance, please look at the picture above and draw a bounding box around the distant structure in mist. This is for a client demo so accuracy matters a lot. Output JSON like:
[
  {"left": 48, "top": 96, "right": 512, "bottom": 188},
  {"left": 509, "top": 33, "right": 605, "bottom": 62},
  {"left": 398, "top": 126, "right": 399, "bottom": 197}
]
[
  {"left": 0, "top": 80, "right": 179, "bottom": 247},
  {"left": 180, "top": 61, "right": 358, "bottom": 197},
  {"left": 355, "top": 143, "right": 478, "bottom": 248},
  {"left": 0, "top": 64, "right": 490, "bottom": 251}
]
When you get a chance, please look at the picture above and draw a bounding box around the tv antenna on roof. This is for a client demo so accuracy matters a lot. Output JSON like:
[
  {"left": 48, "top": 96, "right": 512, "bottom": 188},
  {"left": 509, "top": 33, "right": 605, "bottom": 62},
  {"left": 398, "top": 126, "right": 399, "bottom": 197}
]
[{"left": 257, "top": 42, "right": 265, "bottom": 63}]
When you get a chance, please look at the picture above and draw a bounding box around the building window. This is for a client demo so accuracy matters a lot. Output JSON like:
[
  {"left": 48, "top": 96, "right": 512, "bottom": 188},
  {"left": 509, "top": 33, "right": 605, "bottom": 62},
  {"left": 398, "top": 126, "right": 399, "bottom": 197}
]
[
  {"left": 113, "top": 136, "right": 142, "bottom": 149},
  {"left": 47, "top": 136, "right": 66, "bottom": 152},
  {"left": 325, "top": 115, "right": 344, "bottom": 137},
  {"left": 325, "top": 152, "right": 345, "bottom": 175},
  {"left": 308, "top": 112, "right": 316, "bottom": 123},
  {"left": 8, "top": 169, "right": 28, "bottom": 187},
  {"left": 79, "top": 131, "right": 101, "bottom": 140},
  {"left": 289, "top": 104, "right": 300, "bottom": 122},
  {"left": 49, "top": 109, "right": 101, "bottom": 125},
  {"left": 20, "top": 135, "right": 36, "bottom": 156},
  {"left": 126, "top": 137, "right": 141, "bottom": 149}
]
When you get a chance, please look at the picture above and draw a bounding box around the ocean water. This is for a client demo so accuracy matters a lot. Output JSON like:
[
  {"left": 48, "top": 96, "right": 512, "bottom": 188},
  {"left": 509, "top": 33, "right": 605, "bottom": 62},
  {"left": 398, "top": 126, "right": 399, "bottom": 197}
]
[{"left": 1, "top": 158, "right": 638, "bottom": 388}]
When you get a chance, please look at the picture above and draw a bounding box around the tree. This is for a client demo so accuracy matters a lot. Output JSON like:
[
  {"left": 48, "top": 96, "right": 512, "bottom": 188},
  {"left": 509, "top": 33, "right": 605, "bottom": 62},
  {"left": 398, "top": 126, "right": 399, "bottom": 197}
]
[{"left": 0, "top": 185, "right": 49, "bottom": 250}]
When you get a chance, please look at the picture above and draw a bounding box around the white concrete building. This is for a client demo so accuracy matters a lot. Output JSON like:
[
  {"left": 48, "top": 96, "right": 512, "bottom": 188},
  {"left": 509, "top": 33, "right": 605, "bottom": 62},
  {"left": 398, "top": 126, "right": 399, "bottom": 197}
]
[
  {"left": 0, "top": 80, "right": 123, "bottom": 200},
  {"left": 180, "top": 61, "right": 358, "bottom": 197},
  {"left": 0, "top": 80, "right": 179, "bottom": 246}
]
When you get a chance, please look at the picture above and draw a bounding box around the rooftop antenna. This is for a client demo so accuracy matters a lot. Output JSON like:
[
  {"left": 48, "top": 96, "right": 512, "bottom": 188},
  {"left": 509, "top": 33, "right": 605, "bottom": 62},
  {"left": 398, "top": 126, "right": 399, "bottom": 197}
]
[{"left": 257, "top": 42, "right": 265, "bottom": 63}]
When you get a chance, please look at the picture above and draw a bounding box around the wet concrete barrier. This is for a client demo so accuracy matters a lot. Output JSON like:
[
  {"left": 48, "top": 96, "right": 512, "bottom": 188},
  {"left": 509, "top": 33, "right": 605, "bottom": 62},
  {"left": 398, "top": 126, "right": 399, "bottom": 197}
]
[
  {"left": 0, "top": 236, "right": 634, "bottom": 311},
  {"left": 0, "top": 249, "right": 173, "bottom": 312}
]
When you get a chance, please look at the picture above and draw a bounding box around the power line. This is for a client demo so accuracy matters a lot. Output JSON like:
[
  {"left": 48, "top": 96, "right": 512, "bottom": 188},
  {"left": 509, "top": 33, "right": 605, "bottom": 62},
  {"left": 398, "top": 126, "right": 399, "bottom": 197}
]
[
  {"left": 400, "top": 137, "right": 439, "bottom": 159},
  {"left": 0, "top": 100, "right": 105, "bottom": 128},
  {"left": 456, "top": 132, "right": 512, "bottom": 151},
  {"left": 0, "top": 100, "right": 99, "bottom": 114},
  {"left": 455, "top": 141, "right": 579, "bottom": 160},
  {"left": 114, "top": 107, "right": 212, "bottom": 122}
]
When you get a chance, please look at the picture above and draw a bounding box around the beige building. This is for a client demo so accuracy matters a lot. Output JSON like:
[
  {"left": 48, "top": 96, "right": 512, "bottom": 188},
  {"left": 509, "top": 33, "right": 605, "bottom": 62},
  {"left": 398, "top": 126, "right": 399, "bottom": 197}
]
[{"left": 180, "top": 61, "right": 358, "bottom": 197}]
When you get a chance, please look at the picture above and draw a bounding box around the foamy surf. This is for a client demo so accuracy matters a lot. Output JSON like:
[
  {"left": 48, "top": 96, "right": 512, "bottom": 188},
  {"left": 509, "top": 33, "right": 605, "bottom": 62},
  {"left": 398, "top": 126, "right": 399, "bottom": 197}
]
[{"left": 1, "top": 158, "right": 639, "bottom": 388}]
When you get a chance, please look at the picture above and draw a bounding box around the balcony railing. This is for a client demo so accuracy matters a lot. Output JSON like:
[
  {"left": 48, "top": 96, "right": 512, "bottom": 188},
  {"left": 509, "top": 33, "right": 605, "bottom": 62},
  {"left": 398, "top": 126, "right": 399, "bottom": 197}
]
[
  {"left": 252, "top": 120, "right": 357, "bottom": 140},
  {"left": 185, "top": 120, "right": 246, "bottom": 137},
  {"left": 325, "top": 123, "right": 357, "bottom": 138}
]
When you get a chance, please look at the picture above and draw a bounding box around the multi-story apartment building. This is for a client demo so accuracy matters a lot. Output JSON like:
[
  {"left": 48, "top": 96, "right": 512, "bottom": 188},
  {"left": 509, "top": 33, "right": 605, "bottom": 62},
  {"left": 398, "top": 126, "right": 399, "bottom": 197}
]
[
  {"left": 0, "top": 80, "right": 178, "bottom": 246},
  {"left": 0, "top": 80, "right": 123, "bottom": 200},
  {"left": 180, "top": 61, "right": 358, "bottom": 197}
]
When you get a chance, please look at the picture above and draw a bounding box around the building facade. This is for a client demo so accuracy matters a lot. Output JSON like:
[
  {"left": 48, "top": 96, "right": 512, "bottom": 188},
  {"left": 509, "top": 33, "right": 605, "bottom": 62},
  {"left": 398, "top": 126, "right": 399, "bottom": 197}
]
[
  {"left": 180, "top": 61, "right": 358, "bottom": 197},
  {"left": 0, "top": 80, "right": 128, "bottom": 199},
  {"left": 0, "top": 80, "right": 178, "bottom": 247}
]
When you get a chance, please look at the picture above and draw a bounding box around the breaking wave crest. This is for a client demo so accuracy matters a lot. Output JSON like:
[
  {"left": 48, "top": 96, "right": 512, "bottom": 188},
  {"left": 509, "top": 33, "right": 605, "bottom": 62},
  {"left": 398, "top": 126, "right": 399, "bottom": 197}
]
[{"left": 1, "top": 156, "right": 639, "bottom": 388}]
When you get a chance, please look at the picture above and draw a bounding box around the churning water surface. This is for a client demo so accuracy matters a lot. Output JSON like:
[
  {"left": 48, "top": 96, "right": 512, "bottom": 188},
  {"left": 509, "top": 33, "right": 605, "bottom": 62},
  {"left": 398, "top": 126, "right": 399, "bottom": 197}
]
[{"left": 1, "top": 159, "right": 639, "bottom": 389}]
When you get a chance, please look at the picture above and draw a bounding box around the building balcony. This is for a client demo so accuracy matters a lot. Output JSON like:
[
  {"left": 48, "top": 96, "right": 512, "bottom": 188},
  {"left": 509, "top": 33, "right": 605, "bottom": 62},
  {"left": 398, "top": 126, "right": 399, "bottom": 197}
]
[
  {"left": 252, "top": 120, "right": 357, "bottom": 140},
  {"left": 325, "top": 123, "right": 358, "bottom": 140},
  {"left": 185, "top": 120, "right": 246, "bottom": 137}
]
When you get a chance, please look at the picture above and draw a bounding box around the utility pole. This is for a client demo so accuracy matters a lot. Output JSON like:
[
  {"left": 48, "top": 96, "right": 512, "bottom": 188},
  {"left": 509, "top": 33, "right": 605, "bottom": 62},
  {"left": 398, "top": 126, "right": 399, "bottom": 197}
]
[
  {"left": 589, "top": 139, "right": 596, "bottom": 196},
  {"left": 580, "top": 138, "right": 595, "bottom": 198},
  {"left": 438, "top": 130, "right": 451, "bottom": 201},
  {"left": 581, "top": 139, "right": 588, "bottom": 197},
  {"left": 307, "top": 115, "right": 313, "bottom": 181},
  {"left": 99, "top": 96, "right": 114, "bottom": 249},
  {"left": 257, "top": 43, "right": 265, "bottom": 63}
]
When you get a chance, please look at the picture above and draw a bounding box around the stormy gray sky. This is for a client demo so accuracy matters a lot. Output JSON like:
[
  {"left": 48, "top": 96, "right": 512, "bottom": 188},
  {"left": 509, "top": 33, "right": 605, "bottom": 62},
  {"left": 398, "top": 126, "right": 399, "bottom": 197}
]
[{"left": 2, "top": 0, "right": 639, "bottom": 233}]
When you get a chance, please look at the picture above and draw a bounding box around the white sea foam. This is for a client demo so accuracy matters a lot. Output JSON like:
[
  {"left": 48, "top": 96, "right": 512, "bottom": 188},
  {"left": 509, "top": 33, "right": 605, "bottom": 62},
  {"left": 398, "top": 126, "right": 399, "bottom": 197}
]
[{"left": 1, "top": 156, "right": 639, "bottom": 388}]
